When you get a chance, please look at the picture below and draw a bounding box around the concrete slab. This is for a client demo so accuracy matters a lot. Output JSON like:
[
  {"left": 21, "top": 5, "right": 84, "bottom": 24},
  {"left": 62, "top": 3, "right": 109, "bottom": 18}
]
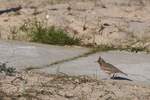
[
  {"left": 0, "top": 40, "right": 150, "bottom": 83},
  {"left": 0, "top": 40, "right": 90, "bottom": 69},
  {"left": 37, "top": 51, "right": 150, "bottom": 83}
]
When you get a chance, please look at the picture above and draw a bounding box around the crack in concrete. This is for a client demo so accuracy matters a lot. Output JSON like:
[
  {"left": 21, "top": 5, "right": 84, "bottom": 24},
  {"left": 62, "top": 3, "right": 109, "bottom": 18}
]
[{"left": 24, "top": 48, "right": 99, "bottom": 71}]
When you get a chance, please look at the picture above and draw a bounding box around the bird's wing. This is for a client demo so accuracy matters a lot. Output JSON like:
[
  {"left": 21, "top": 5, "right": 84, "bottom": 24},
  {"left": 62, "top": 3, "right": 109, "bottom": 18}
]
[{"left": 105, "top": 62, "right": 127, "bottom": 75}]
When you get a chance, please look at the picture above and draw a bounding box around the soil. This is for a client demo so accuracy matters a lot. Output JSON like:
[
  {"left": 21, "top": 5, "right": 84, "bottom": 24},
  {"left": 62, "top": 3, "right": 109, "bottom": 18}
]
[
  {"left": 0, "top": 71, "right": 150, "bottom": 100},
  {"left": 0, "top": 0, "right": 150, "bottom": 100},
  {"left": 0, "top": 0, "right": 150, "bottom": 50}
]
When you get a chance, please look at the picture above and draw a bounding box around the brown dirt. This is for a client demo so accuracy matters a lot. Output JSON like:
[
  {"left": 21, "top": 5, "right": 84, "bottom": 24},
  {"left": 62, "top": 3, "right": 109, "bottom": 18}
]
[
  {"left": 0, "top": 0, "right": 150, "bottom": 50},
  {"left": 0, "top": 71, "right": 150, "bottom": 100},
  {"left": 0, "top": 1, "right": 150, "bottom": 99}
]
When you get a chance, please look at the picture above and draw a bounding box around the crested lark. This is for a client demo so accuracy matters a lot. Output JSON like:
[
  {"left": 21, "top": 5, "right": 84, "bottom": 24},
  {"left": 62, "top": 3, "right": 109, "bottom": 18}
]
[{"left": 97, "top": 56, "right": 127, "bottom": 78}]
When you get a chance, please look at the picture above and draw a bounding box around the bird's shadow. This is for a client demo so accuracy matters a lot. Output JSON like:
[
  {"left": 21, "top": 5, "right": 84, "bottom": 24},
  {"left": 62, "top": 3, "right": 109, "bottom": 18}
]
[{"left": 111, "top": 76, "right": 132, "bottom": 81}]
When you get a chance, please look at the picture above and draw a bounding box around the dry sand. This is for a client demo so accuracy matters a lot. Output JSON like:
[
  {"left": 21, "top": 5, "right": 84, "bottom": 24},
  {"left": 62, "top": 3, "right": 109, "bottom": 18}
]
[
  {"left": 0, "top": 71, "right": 150, "bottom": 100},
  {"left": 0, "top": 0, "right": 150, "bottom": 50},
  {"left": 0, "top": 0, "right": 150, "bottom": 100}
]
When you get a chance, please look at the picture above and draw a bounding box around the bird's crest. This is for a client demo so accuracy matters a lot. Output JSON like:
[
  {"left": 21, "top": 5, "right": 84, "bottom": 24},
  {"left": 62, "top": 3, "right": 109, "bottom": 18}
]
[
  {"left": 97, "top": 56, "right": 106, "bottom": 64},
  {"left": 98, "top": 56, "right": 105, "bottom": 62}
]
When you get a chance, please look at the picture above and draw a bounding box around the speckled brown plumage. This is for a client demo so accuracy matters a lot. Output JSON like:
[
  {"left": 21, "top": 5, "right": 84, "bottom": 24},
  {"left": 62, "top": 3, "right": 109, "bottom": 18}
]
[{"left": 97, "top": 56, "right": 127, "bottom": 78}]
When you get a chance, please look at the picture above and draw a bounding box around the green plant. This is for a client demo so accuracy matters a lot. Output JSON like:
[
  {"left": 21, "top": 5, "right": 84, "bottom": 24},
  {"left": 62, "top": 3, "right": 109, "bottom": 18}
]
[
  {"left": 0, "top": 62, "right": 16, "bottom": 76},
  {"left": 92, "top": 44, "right": 116, "bottom": 52},
  {"left": 20, "top": 19, "right": 80, "bottom": 46},
  {"left": 123, "top": 46, "right": 146, "bottom": 53}
]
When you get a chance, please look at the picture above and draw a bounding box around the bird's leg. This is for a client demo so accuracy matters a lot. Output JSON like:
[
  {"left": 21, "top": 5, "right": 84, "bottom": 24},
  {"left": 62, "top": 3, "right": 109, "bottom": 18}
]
[{"left": 111, "top": 73, "right": 116, "bottom": 79}]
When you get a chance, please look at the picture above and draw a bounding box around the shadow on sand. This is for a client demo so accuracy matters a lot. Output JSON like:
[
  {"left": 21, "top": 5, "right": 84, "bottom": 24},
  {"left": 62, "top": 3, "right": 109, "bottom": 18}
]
[{"left": 111, "top": 76, "right": 132, "bottom": 81}]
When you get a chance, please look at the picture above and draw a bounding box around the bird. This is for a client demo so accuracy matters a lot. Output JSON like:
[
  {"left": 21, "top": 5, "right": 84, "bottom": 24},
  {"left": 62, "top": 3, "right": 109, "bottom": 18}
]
[{"left": 97, "top": 56, "right": 127, "bottom": 78}]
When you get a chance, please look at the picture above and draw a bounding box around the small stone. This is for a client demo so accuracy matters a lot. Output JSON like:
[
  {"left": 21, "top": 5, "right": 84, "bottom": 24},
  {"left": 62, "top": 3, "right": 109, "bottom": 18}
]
[
  {"left": 74, "top": 79, "right": 80, "bottom": 83},
  {"left": 65, "top": 91, "right": 74, "bottom": 98}
]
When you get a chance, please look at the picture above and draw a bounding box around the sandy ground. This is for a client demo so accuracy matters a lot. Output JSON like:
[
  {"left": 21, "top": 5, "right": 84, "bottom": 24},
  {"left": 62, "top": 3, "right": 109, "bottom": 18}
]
[
  {"left": 0, "top": 71, "right": 150, "bottom": 100},
  {"left": 0, "top": 0, "right": 149, "bottom": 50},
  {"left": 0, "top": 0, "right": 150, "bottom": 99}
]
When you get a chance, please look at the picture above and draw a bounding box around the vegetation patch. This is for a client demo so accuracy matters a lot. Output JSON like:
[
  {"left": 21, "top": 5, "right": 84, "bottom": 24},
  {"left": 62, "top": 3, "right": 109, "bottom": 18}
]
[
  {"left": 89, "top": 44, "right": 149, "bottom": 53},
  {"left": 0, "top": 62, "right": 16, "bottom": 76},
  {"left": 20, "top": 19, "right": 80, "bottom": 46},
  {"left": 17, "top": 18, "right": 150, "bottom": 53}
]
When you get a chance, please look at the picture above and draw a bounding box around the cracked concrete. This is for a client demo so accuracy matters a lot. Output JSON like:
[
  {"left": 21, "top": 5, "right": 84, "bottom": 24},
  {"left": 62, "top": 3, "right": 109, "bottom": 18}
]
[
  {"left": 0, "top": 40, "right": 150, "bottom": 83},
  {"left": 0, "top": 40, "right": 90, "bottom": 69},
  {"left": 36, "top": 51, "right": 150, "bottom": 83}
]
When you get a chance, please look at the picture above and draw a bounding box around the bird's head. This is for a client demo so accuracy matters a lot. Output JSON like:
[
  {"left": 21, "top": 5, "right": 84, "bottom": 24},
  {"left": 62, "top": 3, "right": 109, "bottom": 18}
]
[{"left": 97, "top": 56, "right": 105, "bottom": 64}]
